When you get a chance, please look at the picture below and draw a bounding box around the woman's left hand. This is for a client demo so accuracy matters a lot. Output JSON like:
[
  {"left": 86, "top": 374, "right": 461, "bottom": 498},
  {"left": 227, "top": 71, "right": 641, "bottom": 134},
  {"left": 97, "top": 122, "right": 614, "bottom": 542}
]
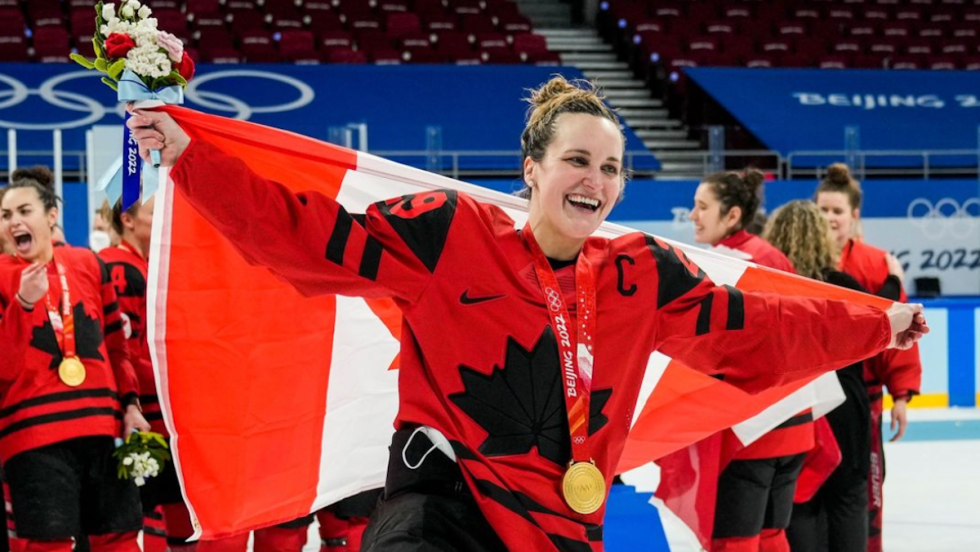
[
  {"left": 890, "top": 398, "right": 908, "bottom": 442},
  {"left": 123, "top": 404, "right": 151, "bottom": 436},
  {"left": 887, "top": 302, "right": 929, "bottom": 350}
]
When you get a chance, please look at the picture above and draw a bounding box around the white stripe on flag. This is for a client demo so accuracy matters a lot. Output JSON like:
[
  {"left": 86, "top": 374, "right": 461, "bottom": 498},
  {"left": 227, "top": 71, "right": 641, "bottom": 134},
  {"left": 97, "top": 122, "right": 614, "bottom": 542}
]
[
  {"left": 731, "top": 373, "right": 846, "bottom": 446},
  {"left": 314, "top": 295, "right": 401, "bottom": 511},
  {"left": 631, "top": 352, "right": 672, "bottom": 431}
]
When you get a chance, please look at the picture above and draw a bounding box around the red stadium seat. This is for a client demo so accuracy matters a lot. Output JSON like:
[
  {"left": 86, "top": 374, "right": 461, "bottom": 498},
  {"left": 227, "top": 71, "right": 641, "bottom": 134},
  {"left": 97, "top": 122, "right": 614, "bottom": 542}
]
[
  {"left": 34, "top": 26, "right": 71, "bottom": 62},
  {"left": 325, "top": 47, "right": 367, "bottom": 63},
  {"left": 279, "top": 29, "right": 316, "bottom": 60},
  {"left": 524, "top": 50, "right": 561, "bottom": 65},
  {"left": 318, "top": 30, "right": 354, "bottom": 50},
  {"left": 481, "top": 47, "right": 521, "bottom": 64},
  {"left": 512, "top": 33, "right": 547, "bottom": 55},
  {"left": 387, "top": 12, "right": 422, "bottom": 38},
  {"left": 0, "top": 35, "right": 29, "bottom": 61}
]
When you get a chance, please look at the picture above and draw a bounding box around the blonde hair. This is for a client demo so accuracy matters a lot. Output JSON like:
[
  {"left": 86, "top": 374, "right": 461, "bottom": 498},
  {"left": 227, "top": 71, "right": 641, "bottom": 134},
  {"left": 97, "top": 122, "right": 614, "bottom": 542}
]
[
  {"left": 763, "top": 200, "right": 839, "bottom": 280},
  {"left": 816, "top": 162, "right": 862, "bottom": 211},
  {"left": 518, "top": 75, "right": 626, "bottom": 199}
]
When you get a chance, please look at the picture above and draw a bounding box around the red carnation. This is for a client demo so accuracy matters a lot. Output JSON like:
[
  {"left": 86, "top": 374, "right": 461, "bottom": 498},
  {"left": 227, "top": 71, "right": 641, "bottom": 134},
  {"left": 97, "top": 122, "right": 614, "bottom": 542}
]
[
  {"left": 176, "top": 52, "right": 195, "bottom": 81},
  {"left": 105, "top": 33, "right": 136, "bottom": 59}
]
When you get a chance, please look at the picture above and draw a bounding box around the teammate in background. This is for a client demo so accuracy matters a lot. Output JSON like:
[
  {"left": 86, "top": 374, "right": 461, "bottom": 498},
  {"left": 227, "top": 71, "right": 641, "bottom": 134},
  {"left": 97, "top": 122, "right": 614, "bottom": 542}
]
[
  {"left": 0, "top": 170, "right": 149, "bottom": 552},
  {"left": 99, "top": 197, "right": 197, "bottom": 552},
  {"left": 689, "top": 170, "right": 810, "bottom": 552},
  {"left": 815, "top": 164, "right": 922, "bottom": 552},
  {"left": 127, "top": 77, "right": 926, "bottom": 552},
  {"left": 765, "top": 200, "right": 877, "bottom": 552},
  {"left": 91, "top": 201, "right": 119, "bottom": 253}
]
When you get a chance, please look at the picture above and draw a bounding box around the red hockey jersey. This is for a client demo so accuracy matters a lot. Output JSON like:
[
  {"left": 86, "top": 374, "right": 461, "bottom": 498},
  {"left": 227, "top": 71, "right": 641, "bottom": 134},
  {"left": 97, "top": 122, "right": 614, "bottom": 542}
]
[
  {"left": 99, "top": 243, "right": 165, "bottom": 435},
  {"left": 717, "top": 230, "right": 814, "bottom": 459},
  {"left": 170, "top": 140, "right": 892, "bottom": 552},
  {"left": 0, "top": 246, "right": 139, "bottom": 461},
  {"left": 839, "top": 239, "right": 921, "bottom": 400}
]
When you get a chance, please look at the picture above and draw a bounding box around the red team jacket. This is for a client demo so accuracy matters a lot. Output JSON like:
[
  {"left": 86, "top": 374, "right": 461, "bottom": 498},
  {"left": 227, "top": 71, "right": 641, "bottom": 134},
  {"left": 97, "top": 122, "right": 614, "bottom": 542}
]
[
  {"left": 838, "top": 239, "right": 921, "bottom": 403},
  {"left": 717, "top": 230, "right": 815, "bottom": 459},
  {"left": 99, "top": 243, "right": 166, "bottom": 435},
  {"left": 0, "top": 245, "right": 139, "bottom": 461},
  {"left": 172, "top": 140, "right": 893, "bottom": 552}
]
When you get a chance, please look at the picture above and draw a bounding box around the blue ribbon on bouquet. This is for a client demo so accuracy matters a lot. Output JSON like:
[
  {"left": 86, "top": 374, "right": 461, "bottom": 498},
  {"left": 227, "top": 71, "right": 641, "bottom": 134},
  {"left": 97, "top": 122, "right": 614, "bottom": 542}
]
[{"left": 105, "top": 70, "right": 184, "bottom": 211}]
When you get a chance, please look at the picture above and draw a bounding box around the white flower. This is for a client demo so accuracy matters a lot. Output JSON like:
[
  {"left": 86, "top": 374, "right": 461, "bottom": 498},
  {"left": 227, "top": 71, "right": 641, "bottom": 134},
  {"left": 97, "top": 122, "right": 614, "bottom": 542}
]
[
  {"left": 123, "top": 455, "right": 134, "bottom": 466},
  {"left": 120, "top": 5, "right": 134, "bottom": 18},
  {"left": 100, "top": 24, "right": 109, "bottom": 36},
  {"left": 127, "top": 0, "right": 141, "bottom": 10},
  {"left": 134, "top": 476, "right": 146, "bottom": 487},
  {"left": 138, "top": 5, "right": 152, "bottom": 19},
  {"left": 102, "top": 3, "right": 116, "bottom": 20}
]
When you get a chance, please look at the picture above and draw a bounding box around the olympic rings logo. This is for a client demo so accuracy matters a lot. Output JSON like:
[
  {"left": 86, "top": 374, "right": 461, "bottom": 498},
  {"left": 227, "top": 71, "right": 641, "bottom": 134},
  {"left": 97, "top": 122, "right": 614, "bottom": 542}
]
[
  {"left": 573, "top": 436, "right": 586, "bottom": 445},
  {"left": 545, "top": 287, "right": 563, "bottom": 312},
  {"left": 0, "top": 69, "right": 315, "bottom": 130},
  {"left": 906, "top": 198, "right": 979, "bottom": 240}
]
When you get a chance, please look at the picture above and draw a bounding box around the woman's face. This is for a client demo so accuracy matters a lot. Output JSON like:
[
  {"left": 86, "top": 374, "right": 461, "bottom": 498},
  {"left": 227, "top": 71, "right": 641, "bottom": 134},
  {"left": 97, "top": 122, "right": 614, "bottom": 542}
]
[
  {"left": 690, "top": 183, "right": 739, "bottom": 245},
  {"left": 122, "top": 196, "right": 155, "bottom": 253},
  {"left": 524, "top": 113, "right": 624, "bottom": 248},
  {"left": 0, "top": 187, "right": 56, "bottom": 262},
  {"left": 816, "top": 191, "right": 858, "bottom": 247}
]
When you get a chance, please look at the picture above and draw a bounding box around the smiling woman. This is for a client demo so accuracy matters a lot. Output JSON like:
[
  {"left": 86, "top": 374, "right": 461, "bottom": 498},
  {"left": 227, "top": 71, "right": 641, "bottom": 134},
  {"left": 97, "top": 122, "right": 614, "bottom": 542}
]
[
  {"left": 125, "top": 75, "right": 926, "bottom": 552},
  {"left": 0, "top": 170, "right": 150, "bottom": 552}
]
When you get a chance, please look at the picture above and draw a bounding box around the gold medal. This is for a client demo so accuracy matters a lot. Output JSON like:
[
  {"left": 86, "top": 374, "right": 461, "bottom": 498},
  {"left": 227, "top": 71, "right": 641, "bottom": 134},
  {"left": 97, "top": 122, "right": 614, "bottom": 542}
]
[
  {"left": 561, "top": 460, "right": 606, "bottom": 515},
  {"left": 58, "top": 357, "right": 86, "bottom": 387}
]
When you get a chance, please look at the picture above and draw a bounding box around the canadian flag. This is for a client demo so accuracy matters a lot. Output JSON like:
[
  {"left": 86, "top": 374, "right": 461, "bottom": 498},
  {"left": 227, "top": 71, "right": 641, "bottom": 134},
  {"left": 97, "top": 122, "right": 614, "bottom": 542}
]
[{"left": 146, "top": 107, "right": 890, "bottom": 539}]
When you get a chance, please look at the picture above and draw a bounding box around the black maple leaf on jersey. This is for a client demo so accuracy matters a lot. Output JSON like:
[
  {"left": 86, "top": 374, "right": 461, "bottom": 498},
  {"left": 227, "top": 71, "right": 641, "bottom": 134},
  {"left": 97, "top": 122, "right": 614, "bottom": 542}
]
[
  {"left": 450, "top": 327, "right": 613, "bottom": 466},
  {"left": 30, "top": 302, "right": 106, "bottom": 369}
]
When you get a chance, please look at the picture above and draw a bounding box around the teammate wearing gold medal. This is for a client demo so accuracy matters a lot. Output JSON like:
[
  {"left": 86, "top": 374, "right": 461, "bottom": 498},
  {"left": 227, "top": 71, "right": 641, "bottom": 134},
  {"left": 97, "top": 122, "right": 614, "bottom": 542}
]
[
  {"left": 0, "top": 169, "right": 149, "bottom": 552},
  {"left": 129, "top": 77, "right": 927, "bottom": 552}
]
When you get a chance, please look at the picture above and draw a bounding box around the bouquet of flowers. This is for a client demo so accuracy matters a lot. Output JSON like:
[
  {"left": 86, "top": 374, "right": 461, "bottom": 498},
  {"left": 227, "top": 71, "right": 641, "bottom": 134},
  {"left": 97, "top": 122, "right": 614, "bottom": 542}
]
[
  {"left": 113, "top": 430, "right": 171, "bottom": 487},
  {"left": 70, "top": 1, "right": 195, "bottom": 92},
  {"left": 71, "top": 0, "right": 195, "bottom": 210}
]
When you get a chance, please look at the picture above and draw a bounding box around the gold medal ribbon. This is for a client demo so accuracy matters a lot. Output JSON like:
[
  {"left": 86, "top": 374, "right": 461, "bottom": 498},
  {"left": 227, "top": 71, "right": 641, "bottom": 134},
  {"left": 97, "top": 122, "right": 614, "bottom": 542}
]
[
  {"left": 45, "top": 250, "right": 86, "bottom": 387},
  {"left": 522, "top": 224, "right": 605, "bottom": 515}
]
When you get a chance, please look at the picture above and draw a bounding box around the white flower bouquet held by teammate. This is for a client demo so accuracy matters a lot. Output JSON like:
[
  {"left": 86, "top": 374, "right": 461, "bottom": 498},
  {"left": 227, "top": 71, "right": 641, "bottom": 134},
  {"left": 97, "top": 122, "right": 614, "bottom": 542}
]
[{"left": 114, "top": 430, "right": 171, "bottom": 487}]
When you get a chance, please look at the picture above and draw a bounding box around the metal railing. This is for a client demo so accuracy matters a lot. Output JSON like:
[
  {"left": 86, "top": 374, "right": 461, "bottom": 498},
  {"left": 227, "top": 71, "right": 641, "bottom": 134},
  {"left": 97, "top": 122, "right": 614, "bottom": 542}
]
[{"left": 786, "top": 150, "right": 980, "bottom": 180}]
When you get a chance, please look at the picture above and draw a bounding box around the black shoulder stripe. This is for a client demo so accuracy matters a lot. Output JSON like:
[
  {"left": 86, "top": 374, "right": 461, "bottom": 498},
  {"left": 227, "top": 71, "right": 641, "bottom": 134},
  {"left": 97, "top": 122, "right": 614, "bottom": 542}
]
[
  {"left": 645, "top": 235, "right": 706, "bottom": 309},
  {"left": 105, "top": 320, "right": 123, "bottom": 335},
  {"left": 724, "top": 285, "right": 745, "bottom": 331},
  {"left": 696, "top": 293, "right": 713, "bottom": 336},
  {"left": 325, "top": 210, "right": 354, "bottom": 266},
  {"left": 103, "top": 301, "right": 120, "bottom": 316},
  {"left": 358, "top": 235, "right": 383, "bottom": 281},
  {"left": 376, "top": 190, "right": 457, "bottom": 273}
]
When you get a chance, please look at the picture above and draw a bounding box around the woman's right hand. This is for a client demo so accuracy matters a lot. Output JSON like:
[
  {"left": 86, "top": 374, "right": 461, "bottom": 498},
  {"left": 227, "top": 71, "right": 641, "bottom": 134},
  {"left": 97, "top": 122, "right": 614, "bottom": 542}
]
[
  {"left": 125, "top": 109, "right": 191, "bottom": 167},
  {"left": 18, "top": 262, "right": 48, "bottom": 306}
]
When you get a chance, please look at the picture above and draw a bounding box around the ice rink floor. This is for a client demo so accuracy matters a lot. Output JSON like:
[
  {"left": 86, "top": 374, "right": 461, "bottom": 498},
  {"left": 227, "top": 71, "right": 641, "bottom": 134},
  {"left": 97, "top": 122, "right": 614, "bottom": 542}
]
[{"left": 623, "top": 407, "right": 980, "bottom": 552}]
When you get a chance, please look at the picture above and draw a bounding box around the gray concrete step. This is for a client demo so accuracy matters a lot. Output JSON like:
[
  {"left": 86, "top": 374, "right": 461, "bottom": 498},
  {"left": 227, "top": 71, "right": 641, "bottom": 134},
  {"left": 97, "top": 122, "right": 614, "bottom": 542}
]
[
  {"left": 546, "top": 41, "right": 613, "bottom": 52},
  {"left": 609, "top": 97, "right": 663, "bottom": 108},
  {"left": 570, "top": 60, "right": 631, "bottom": 70},
  {"left": 604, "top": 88, "right": 658, "bottom": 99},
  {"left": 626, "top": 117, "right": 683, "bottom": 128},
  {"left": 535, "top": 28, "right": 597, "bottom": 38},
  {"left": 580, "top": 69, "right": 634, "bottom": 79},
  {"left": 634, "top": 128, "right": 690, "bottom": 140},
  {"left": 643, "top": 140, "right": 702, "bottom": 149},
  {"left": 591, "top": 78, "right": 644, "bottom": 88},
  {"left": 616, "top": 107, "right": 670, "bottom": 118},
  {"left": 559, "top": 52, "right": 619, "bottom": 63}
]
